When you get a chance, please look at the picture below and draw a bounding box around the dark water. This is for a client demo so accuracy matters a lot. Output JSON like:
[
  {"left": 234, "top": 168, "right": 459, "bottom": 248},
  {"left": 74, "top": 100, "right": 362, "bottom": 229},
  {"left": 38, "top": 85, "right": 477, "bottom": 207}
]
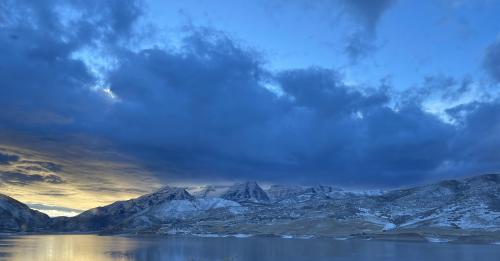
[{"left": 0, "top": 235, "right": 499, "bottom": 261}]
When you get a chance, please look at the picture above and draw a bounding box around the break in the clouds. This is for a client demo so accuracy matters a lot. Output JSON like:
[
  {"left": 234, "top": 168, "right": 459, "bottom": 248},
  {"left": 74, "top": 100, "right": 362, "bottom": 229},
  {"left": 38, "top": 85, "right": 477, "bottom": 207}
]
[{"left": 1, "top": 0, "right": 500, "bottom": 203}]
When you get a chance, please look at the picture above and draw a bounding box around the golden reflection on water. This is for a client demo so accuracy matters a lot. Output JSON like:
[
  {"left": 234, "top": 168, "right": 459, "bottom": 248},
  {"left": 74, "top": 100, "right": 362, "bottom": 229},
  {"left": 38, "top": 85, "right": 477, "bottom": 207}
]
[{"left": 0, "top": 235, "right": 136, "bottom": 261}]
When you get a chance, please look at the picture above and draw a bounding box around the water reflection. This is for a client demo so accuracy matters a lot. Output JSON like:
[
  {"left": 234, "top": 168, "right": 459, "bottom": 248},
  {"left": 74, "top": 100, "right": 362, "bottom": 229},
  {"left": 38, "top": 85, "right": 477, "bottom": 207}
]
[{"left": 0, "top": 235, "right": 499, "bottom": 261}]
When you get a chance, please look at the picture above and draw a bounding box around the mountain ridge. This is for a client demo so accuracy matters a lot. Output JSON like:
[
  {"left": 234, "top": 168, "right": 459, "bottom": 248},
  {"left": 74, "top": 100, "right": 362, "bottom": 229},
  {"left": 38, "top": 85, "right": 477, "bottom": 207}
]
[{"left": 1, "top": 173, "right": 500, "bottom": 242}]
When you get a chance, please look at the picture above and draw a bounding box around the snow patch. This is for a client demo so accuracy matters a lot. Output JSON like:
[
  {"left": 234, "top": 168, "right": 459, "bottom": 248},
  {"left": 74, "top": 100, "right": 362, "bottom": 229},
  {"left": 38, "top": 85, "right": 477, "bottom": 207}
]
[
  {"left": 425, "top": 237, "right": 452, "bottom": 243},
  {"left": 232, "top": 234, "right": 253, "bottom": 238}
]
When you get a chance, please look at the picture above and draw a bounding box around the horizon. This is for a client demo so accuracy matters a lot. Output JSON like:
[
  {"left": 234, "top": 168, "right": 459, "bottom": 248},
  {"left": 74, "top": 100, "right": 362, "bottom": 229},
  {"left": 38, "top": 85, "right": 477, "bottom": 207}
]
[{"left": 2, "top": 0, "right": 500, "bottom": 218}]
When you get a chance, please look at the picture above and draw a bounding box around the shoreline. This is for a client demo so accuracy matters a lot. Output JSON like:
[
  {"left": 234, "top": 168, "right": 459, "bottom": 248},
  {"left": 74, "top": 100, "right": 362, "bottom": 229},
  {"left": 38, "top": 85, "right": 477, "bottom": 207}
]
[{"left": 3, "top": 230, "right": 500, "bottom": 245}]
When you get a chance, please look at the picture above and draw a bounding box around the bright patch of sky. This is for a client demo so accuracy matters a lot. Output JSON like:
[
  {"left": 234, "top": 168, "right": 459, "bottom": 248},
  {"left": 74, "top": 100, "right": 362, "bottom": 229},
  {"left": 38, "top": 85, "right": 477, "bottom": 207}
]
[{"left": 145, "top": 0, "right": 500, "bottom": 92}]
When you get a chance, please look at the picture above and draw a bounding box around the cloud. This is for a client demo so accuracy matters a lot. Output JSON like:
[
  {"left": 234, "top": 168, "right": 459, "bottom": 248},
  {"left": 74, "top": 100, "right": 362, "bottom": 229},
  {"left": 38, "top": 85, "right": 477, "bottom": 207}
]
[
  {"left": 0, "top": 152, "right": 19, "bottom": 165},
  {"left": 0, "top": 171, "right": 65, "bottom": 186},
  {"left": 20, "top": 161, "right": 63, "bottom": 172},
  {"left": 341, "top": 0, "right": 396, "bottom": 62},
  {"left": 483, "top": 39, "right": 500, "bottom": 83},
  {"left": 27, "top": 203, "right": 82, "bottom": 217},
  {"left": 96, "top": 33, "right": 454, "bottom": 185},
  {"left": 0, "top": 0, "right": 499, "bottom": 189},
  {"left": 344, "top": 33, "right": 378, "bottom": 63},
  {"left": 446, "top": 99, "right": 500, "bottom": 172},
  {"left": 0, "top": 0, "right": 144, "bottom": 129}
]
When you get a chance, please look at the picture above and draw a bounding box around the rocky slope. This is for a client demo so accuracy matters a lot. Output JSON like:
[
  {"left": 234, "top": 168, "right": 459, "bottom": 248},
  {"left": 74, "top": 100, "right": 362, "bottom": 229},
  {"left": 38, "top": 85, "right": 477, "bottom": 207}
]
[
  {"left": 0, "top": 194, "right": 51, "bottom": 232},
  {"left": 221, "top": 181, "right": 270, "bottom": 203}
]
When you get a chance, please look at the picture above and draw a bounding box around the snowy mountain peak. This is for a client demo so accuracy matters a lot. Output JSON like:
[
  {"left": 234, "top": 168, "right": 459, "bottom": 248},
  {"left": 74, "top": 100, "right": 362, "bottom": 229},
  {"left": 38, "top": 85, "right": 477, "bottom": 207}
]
[{"left": 221, "top": 181, "right": 270, "bottom": 203}]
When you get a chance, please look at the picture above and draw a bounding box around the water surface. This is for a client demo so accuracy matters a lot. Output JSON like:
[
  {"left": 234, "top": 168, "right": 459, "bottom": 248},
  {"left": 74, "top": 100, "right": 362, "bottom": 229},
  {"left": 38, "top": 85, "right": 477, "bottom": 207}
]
[{"left": 0, "top": 235, "right": 499, "bottom": 261}]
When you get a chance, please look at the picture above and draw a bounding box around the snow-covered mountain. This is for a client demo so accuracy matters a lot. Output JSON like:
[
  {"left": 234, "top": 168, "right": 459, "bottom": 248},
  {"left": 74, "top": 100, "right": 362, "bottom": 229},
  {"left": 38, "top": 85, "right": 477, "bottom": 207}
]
[
  {"left": 0, "top": 194, "right": 51, "bottom": 232},
  {"left": 3, "top": 174, "right": 500, "bottom": 240}
]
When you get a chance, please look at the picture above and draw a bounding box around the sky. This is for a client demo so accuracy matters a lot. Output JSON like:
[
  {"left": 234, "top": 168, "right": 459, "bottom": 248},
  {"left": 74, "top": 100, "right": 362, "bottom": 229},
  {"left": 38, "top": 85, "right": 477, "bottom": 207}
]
[{"left": 1, "top": 0, "right": 500, "bottom": 216}]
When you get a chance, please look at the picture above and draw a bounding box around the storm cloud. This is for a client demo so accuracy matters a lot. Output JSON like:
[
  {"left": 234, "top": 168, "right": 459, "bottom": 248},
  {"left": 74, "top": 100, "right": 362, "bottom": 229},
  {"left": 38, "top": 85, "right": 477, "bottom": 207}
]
[{"left": 0, "top": 0, "right": 499, "bottom": 188}]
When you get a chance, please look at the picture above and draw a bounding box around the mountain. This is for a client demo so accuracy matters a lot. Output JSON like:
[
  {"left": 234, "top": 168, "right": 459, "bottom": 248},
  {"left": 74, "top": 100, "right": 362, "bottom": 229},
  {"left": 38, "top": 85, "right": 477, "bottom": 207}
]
[
  {"left": 188, "top": 185, "right": 231, "bottom": 198},
  {"left": 371, "top": 174, "right": 500, "bottom": 231},
  {"left": 52, "top": 186, "right": 248, "bottom": 233},
  {"left": 2, "top": 174, "right": 500, "bottom": 242},
  {"left": 0, "top": 194, "right": 51, "bottom": 232},
  {"left": 54, "top": 186, "right": 195, "bottom": 231},
  {"left": 220, "top": 181, "right": 270, "bottom": 203}
]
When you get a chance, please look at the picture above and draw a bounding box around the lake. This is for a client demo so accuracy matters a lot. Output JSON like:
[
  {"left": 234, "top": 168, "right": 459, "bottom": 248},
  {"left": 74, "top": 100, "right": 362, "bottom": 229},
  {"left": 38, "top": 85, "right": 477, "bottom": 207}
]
[{"left": 0, "top": 235, "right": 499, "bottom": 260}]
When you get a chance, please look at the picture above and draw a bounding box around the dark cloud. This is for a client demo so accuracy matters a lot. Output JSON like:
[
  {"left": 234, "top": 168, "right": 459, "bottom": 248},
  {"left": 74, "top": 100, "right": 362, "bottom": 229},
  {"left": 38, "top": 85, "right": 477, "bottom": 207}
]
[
  {"left": 0, "top": 0, "right": 143, "bottom": 129},
  {"left": 277, "top": 67, "right": 389, "bottom": 116},
  {"left": 447, "top": 100, "right": 500, "bottom": 172},
  {"left": 0, "top": 153, "right": 19, "bottom": 165},
  {"left": 0, "top": 0, "right": 499, "bottom": 188},
  {"left": 400, "top": 75, "right": 473, "bottom": 105},
  {"left": 483, "top": 39, "right": 500, "bottom": 83},
  {"left": 0, "top": 172, "right": 65, "bottom": 186},
  {"left": 341, "top": 0, "right": 396, "bottom": 62},
  {"left": 37, "top": 191, "right": 76, "bottom": 197},
  {"left": 20, "top": 161, "right": 63, "bottom": 172},
  {"left": 99, "top": 38, "right": 451, "bottom": 185}
]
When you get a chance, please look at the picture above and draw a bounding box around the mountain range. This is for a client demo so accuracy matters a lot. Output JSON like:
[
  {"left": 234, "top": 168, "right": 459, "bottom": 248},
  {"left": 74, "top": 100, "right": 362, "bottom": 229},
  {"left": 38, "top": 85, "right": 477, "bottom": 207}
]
[{"left": 2, "top": 174, "right": 500, "bottom": 242}]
